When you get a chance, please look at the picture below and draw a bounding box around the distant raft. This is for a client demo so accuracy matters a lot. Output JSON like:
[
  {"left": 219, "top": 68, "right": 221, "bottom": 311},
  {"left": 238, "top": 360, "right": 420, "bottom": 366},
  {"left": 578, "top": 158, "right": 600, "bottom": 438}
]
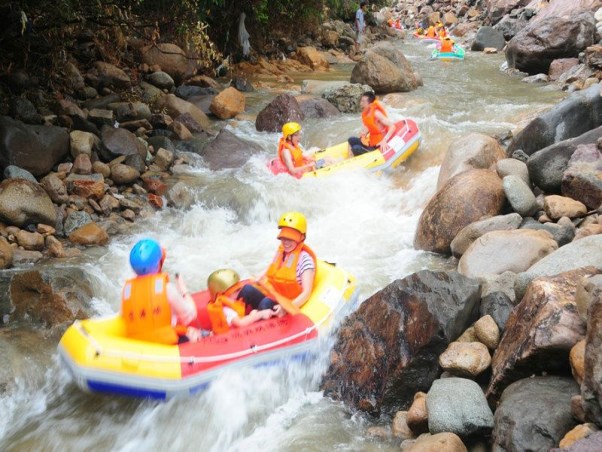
[
  {"left": 268, "top": 119, "right": 422, "bottom": 179},
  {"left": 413, "top": 32, "right": 441, "bottom": 44},
  {"left": 431, "top": 45, "right": 465, "bottom": 62}
]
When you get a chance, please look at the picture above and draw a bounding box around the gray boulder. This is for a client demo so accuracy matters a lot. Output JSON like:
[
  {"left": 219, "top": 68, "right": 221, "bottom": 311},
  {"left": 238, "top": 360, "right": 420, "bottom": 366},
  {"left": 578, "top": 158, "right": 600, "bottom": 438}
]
[
  {"left": 199, "top": 129, "right": 262, "bottom": 170},
  {"left": 0, "top": 179, "right": 57, "bottom": 227},
  {"left": 297, "top": 96, "right": 340, "bottom": 118},
  {"left": 100, "top": 126, "right": 147, "bottom": 161},
  {"left": 146, "top": 71, "right": 175, "bottom": 90},
  {"left": 520, "top": 217, "right": 576, "bottom": 247},
  {"left": 451, "top": 213, "right": 522, "bottom": 258},
  {"left": 496, "top": 158, "right": 530, "bottom": 186},
  {"left": 561, "top": 144, "right": 602, "bottom": 210},
  {"left": 322, "top": 83, "right": 372, "bottom": 113},
  {"left": 427, "top": 378, "right": 494, "bottom": 437},
  {"left": 63, "top": 211, "right": 92, "bottom": 237},
  {"left": 255, "top": 94, "right": 304, "bottom": 133},
  {"left": 502, "top": 175, "right": 538, "bottom": 217},
  {"left": 480, "top": 291, "right": 514, "bottom": 332},
  {"left": 3, "top": 166, "right": 37, "bottom": 183},
  {"left": 472, "top": 26, "right": 505, "bottom": 51}
]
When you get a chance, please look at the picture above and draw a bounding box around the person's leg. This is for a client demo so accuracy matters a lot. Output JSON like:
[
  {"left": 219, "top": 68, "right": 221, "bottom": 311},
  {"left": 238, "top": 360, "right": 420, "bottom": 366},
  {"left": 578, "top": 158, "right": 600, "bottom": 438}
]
[
  {"left": 258, "top": 297, "right": 276, "bottom": 310},
  {"left": 348, "top": 137, "right": 374, "bottom": 156},
  {"left": 239, "top": 285, "right": 270, "bottom": 310}
]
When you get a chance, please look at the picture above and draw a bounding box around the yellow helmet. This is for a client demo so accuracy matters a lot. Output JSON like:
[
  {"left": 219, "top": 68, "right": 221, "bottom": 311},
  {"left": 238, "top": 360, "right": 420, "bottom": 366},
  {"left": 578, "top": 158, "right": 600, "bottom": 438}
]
[
  {"left": 207, "top": 269, "right": 240, "bottom": 297},
  {"left": 277, "top": 211, "right": 307, "bottom": 234},
  {"left": 282, "top": 122, "right": 302, "bottom": 138}
]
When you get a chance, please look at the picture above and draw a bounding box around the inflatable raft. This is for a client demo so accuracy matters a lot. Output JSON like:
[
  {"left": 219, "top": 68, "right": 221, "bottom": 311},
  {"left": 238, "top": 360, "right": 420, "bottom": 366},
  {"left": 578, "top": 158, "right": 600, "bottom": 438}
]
[
  {"left": 268, "top": 119, "right": 421, "bottom": 179},
  {"left": 431, "top": 45, "right": 465, "bottom": 62},
  {"left": 58, "top": 260, "right": 357, "bottom": 399},
  {"left": 412, "top": 32, "right": 440, "bottom": 44}
]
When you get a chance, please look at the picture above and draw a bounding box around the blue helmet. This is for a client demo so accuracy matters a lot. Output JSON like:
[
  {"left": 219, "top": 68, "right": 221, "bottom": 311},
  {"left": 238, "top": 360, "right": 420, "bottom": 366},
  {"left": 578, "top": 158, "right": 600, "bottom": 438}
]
[{"left": 129, "top": 239, "right": 163, "bottom": 275}]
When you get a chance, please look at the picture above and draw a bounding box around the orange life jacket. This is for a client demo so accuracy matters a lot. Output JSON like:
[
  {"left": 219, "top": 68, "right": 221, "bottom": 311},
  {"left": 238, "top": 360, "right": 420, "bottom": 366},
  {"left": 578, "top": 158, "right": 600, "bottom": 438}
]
[
  {"left": 278, "top": 138, "right": 305, "bottom": 169},
  {"left": 121, "top": 273, "right": 179, "bottom": 345},
  {"left": 362, "top": 100, "right": 388, "bottom": 147},
  {"left": 440, "top": 39, "right": 454, "bottom": 53},
  {"left": 426, "top": 26, "right": 436, "bottom": 38},
  {"left": 266, "top": 243, "right": 316, "bottom": 300},
  {"left": 438, "top": 28, "right": 447, "bottom": 38},
  {"left": 206, "top": 283, "right": 247, "bottom": 335}
]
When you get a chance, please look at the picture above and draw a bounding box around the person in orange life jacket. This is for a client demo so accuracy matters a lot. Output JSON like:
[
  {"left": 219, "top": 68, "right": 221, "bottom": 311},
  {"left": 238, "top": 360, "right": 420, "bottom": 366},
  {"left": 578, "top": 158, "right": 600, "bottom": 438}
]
[
  {"left": 121, "top": 238, "right": 203, "bottom": 344},
  {"left": 278, "top": 122, "right": 316, "bottom": 177},
  {"left": 347, "top": 91, "right": 395, "bottom": 157},
  {"left": 426, "top": 25, "right": 436, "bottom": 38},
  {"left": 237, "top": 212, "right": 316, "bottom": 317},
  {"left": 440, "top": 36, "right": 455, "bottom": 53},
  {"left": 206, "top": 269, "right": 276, "bottom": 334}
]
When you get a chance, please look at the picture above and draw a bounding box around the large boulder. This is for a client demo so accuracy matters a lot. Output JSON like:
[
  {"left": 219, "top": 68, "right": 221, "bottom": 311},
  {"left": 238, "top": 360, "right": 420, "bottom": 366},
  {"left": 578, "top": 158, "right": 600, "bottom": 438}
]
[
  {"left": 487, "top": 268, "right": 597, "bottom": 401},
  {"left": 527, "top": 126, "right": 602, "bottom": 193},
  {"left": 155, "top": 94, "right": 211, "bottom": 131},
  {"left": 505, "top": 12, "right": 596, "bottom": 75},
  {"left": 427, "top": 378, "right": 494, "bottom": 437},
  {"left": 255, "top": 94, "right": 304, "bottom": 133},
  {"left": 515, "top": 235, "right": 602, "bottom": 298},
  {"left": 0, "top": 116, "right": 69, "bottom": 176},
  {"left": 321, "top": 271, "right": 481, "bottom": 415},
  {"left": 209, "top": 87, "right": 245, "bottom": 120},
  {"left": 450, "top": 213, "right": 522, "bottom": 258},
  {"left": 140, "top": 43, "right": 197, "bottom": 84},
  {"left": 437, "top": 133, "right": 506, "bottom": 190},
  {"left": 458, "top": 229, "right": 558, "bottom": 278},
  {"left": 414, "top": 170, "right": 505, "bottom": 255},
  {"left": 509, "top": 83, "right": 602, "bottom": 156},
  {"left": 350, "top": 42, "right": 421, "bottom": 94},
  {"left": 321, "top": 83, "right": 373, "bottom": 113},
  {"left": 471, "top": 26, "right": 506, "bottom": 51},
  {"left": 493, "top": 377, "right": 579, "bottom": 451},
  {"left": 86, "top": 61, "right": 130, "bottom": 89},
  {"left": 198, "top": 129, "right": 262, "bottom": 170},
  {"left": 582, "top": 279, "right": 602, "bottom": 424},
  {"left": 100, "top": 126, "right": 147, "bottom": 161},
  {"left": 562, "top": 144, "right": 602, "bottom": 210},
  {"left": 296, "top": 96, "right": 340, "bottom": 118},
  {"left": 486, "top": 0, "right": 530, "bottom": 23},
  {"left": 0, "top": 179, "right": 57, "bottom": 227},
  {"left": 296, "top": 46, "right": 330, "bottom": 70}
]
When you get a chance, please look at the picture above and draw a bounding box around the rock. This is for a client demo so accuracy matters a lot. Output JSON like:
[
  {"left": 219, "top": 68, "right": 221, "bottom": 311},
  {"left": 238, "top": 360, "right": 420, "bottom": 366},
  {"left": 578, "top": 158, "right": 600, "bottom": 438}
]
[
  {"left": 11, "top": 249, "right": 43, "bottom": 265},
  {"left": 0, "top": 268, "right": 94, "bottom": 327},
  {"left": 63, "top": 210, "right": 92, "bottom": 237},
  {"left": 0, "top": 179, "right": 57, "bottom": 228},
  {"left": 549, "top": 58, "right": 580, "bottom": 81},
  {"left": 321, "top": 271, "right": 481, "bottom": 414},
  {"left": 474, "top": 315, "right": 500, "bottom": 349},
  {"left": 572, "top": 395, "right": 588, "bottom": 424},
  {"left": 585, "top": 44, "right": 602, "bottom": 68},
  {"left": 140, "top": 43, "right": 197, "bottom": 84},
  {"left": 198, "top": 129, "right": 262, "bottom": 171},
  {"left": 154, "top": 148, "right": 174, "bottom": 171},
  {"left": 108, "top": 101, "right": 152, "bottom": 122},
  {"left": 155, "top": 94, "right": 211, "bottom": 131},
  {"left": 437, "top": 133, "right": 506, "bottom": 190},
  {"left": 209, "top": 87, "right": 245, "bottom": 120},
  {"left": 403, "top": 432, "right": 467, "bottom": 452},
  {"left": 456, "top": 326, "right": 478, "bottom": 343},
  {"left": 487, "top": 268, "right": 596, "bottom": 401},
  {"left": 100, "top": 125, "right": 146, "bottom": 161},
  {"left": 502, "top": 175, "right": 539, "bottom": 217},
  {"left": 88, "top": 108, "right": 114, "bottom": 128},
  {"left": 232, "top": 76, "right": 254, "bottom": 92},
  {"left": 296, "top": 96, "right": 340, "bottom": 118},
  {"left": 70, "top": 178, "right": 105, "bottom": 200},
  {"left": 582, "top": 279, "right": 602, "bottom": 424},
  {"left": 186, "top": 75, "right": 221, "bottom": 90},
  {"left": 169, "top": 121, "right": 192, "bottom": 141},
  {"left": 557, "top": 424, "right": 599, "bottom": 449},
  {"left": 10, "top": 98, "right": 41, "bottom": 125},
  {"left": 40, "top": 173, "right": 68, "bottom": 204},
  {"left": 472, "top": 26, "right": 505, "bottom": 51},
  {"left": 63, "top": 62, "right": 85, "bottom": 92},
  {"left": 69, "top": 130, "right": 100, "bottom": 158},
  {"left": 72, "top": 154, "right": 92, "bottom": 175},
  {"left": 45, "top": 235, "right": 64, "bottom": 258},
  {"left": 575, "top": 223, "right": 602, "bottom": 241},
  {"left": 37, "top": 224, "right": 55, "bottom": 236},
  {"left": 124, "top": 154, "right": 145, "bottom": 174},
  {"left": 16, "top": 230, "right": 44, "bottom": 251},
  {"left": 68, "top": 222, "right": 108, "bottom": 246},
  {"left": 571, "top": 339, "right": 586, "bottom": 386},
  {"left": 450, "top": 213, "right": 522, "bottom": 258},
  {"left": 0, "top": 237, "right": 13, "bottom": 269},
  {"left": 146, "top": 136, "right": 175, "bottom": 153},
  {"left": 0, "top": 116, "right": 69, "bottom": 177},
  {"left": 505, "top": 12, "right": 596, "bottom": 75},
  {"left": 91, "top": 162, "right": 110, "bottom": 179},
  {"left": 175, "top": 85, "right": 216, "bottom": 100},
  {"left": 427, "top": 378, "right": 494, "bottom": 436},
  {"left": 406, "top": 392, "right": 429, "bottom": 434},
  {"left": 492, "top": 377, "right": 579, "bottom": 451},
  {"left": 480, "top": 292, "right": 513, "bottom": 332},
  {"left": 99, "top": 194, "right": 120, "bottom": 215},
  {"left": 561, "top": 144, "right": 602, "bottom": 210},
  {"left": 527, "top": 125, "right": 602, "bottom": 193},
  {"left": 146, "top": 71, "right": 174, "bottom": 90},
  {"left": 301, "top": 80, "right": 349, "bottom": 96},
  {"left": 522, "top": 73, "right": 550, "bottom": 84},
  {"left": 87, "top": 61, "right": 130, "bottom": 88},
  {"left": 321, "top": 83, "right": 373, "bottom": 113},
  {"left": 167, "top": 181, "right": 194, "bottom": 209},
  {"left": 296, "top": 46, "right": 329, "bottom": 70},
  {"left": 3, "top": 165, "right": 36, "bottom": 183},
  {"left": 415, "top": 170, "right": 505, "bottom": 255},
  {"left": 110, "top": 164, "right": 140, "bottom": 185},
  {"left": 544, "top": 195, "right": 587, "bottom": 220},
  {"left": 142, "top": 177, "right": 167, "bottom": 196},
  {"left": 255, "top": 94, "right": 304, "bottom": 133},
  {"left": 350, "top": 42, "right": 420, "bottom": 93},
  {"left": 496, "top": 158, "right": 530, "bottom": 186},
  {"left": 438, "top": 342, "right": 491, "bottom": 377},
  {"left": 392, "top": 411, "right": 414, "bottom": 440}
]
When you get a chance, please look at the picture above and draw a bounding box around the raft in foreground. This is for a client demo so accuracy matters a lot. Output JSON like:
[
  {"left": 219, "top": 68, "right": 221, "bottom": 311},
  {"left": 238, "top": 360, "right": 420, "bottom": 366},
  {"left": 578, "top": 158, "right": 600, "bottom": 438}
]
[
  {"left": 431, "top": 45, "right": 465, "bottom": 62},
  {"left": 268, "top": 118, "right": 421, "bottom": 179},
  {"left": 58, "top": 260, "right": 357, "bottom": 399}
]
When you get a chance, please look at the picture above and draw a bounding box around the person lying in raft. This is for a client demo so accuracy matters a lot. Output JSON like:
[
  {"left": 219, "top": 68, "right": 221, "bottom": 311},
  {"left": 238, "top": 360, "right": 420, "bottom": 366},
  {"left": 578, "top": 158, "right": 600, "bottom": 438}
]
[
  {"left": 277, "top": 122, "right": 317, "bottom": 177},
  {"left": 205, "top": 269, "right": 276, "bottom": 334},
  {"left": 347, "top": 91, "right": 395, "bottom": 157},
  {"left": 121, "top": 238, "right": 204, "bottom": 344},
  {"left": 237, "top": 211, "right": 316, "bottom": 317}
]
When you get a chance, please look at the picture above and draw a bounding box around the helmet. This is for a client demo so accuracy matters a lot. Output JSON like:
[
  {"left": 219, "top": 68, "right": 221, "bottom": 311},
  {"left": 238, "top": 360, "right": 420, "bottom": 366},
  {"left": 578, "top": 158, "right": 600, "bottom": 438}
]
[
  {"left": 130, "top": 239, "right": 163, "bottom": 275},
  {"left": 277, "top": 211, "right": 307, "bottom": 234},
  {"left": 282, "top": 122, "right": 302, "bottom": 138},
  {"left": 207, "top": 269, "right": 240, "bottom": 297}
]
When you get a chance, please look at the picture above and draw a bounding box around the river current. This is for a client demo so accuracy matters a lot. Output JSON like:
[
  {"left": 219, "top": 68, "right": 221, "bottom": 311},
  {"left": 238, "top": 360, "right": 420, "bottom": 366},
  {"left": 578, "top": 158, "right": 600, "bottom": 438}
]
[{"left": 0, "top": 39, "right": 564, "bottom": 451}]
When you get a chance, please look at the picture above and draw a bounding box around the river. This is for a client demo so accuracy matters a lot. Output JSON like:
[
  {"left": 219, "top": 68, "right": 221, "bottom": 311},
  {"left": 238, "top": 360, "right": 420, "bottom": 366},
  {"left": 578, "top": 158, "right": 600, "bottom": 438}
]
[{"left": 0, "top": 39, "right": 565, "bottom": 451}]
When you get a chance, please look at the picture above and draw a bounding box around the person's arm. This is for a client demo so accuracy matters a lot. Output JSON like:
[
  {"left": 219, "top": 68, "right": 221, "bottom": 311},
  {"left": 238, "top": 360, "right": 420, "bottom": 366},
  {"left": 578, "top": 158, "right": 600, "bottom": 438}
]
[
  {"left": 374, "top": 110, "right": 395, "bottom": 147},
  {"left": 292, "top": 268, "right": 315, "bottom": 308},
  {"left": 283, "top": 148, "right": 315, "bottom": 175},
  {"left": 168, "top": 279, "right": 197, "bottom": 326},
  {"left": 231, "top": 309, "right": 274, "bottom": 327}
]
